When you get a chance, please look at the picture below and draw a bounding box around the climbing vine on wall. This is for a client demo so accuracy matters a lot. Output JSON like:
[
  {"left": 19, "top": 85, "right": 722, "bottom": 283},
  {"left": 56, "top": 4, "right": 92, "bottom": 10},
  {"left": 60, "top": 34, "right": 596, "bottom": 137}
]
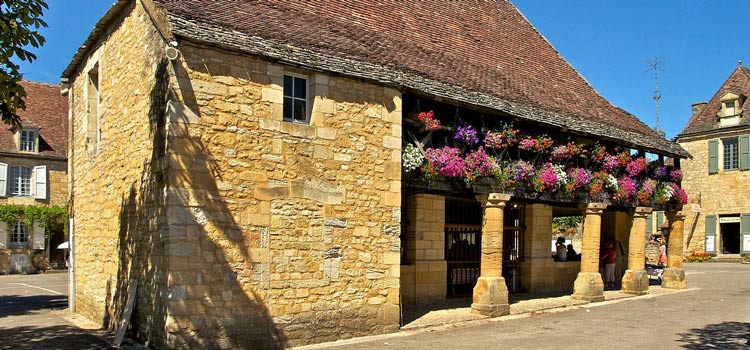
[{"left": 0, "top": 204, "right": 67, "bottom": 232}]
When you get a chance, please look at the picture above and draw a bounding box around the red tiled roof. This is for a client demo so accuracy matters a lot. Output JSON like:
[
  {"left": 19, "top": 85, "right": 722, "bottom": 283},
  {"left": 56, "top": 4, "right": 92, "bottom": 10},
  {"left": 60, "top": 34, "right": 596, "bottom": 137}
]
[
  {"left": 0, "top": 81, "right": 68, "bottom": 158},
  {"left": 678, "top": 66, "right": 750, "bottom": 136},
  {"left": 63, "top": 0, "right": 687, "bottom": 157}
]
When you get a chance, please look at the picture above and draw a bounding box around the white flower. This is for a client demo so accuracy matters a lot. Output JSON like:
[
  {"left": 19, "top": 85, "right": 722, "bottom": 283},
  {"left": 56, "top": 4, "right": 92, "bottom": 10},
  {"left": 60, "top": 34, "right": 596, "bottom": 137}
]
[
  {"left": 402, "top": 144, "right": 424, "bottom": 172},
  {"left": 553, "top": 164, "right": 568, "bottom": 186},
  {"left": 606, "top": 174, "right": 619, "bottom": 191}
]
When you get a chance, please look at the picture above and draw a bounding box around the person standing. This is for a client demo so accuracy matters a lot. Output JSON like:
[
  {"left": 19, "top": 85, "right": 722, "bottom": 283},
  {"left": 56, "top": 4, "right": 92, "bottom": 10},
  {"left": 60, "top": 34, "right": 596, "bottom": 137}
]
[
  {"left": 555, "top": 237, "right": 567, "bottom": 262},
  {"left": 657, "top": 238, "right": 667, "bottom": 266},
  {"left": 600, "top": 242, "right": 617, "bottom": 289}
]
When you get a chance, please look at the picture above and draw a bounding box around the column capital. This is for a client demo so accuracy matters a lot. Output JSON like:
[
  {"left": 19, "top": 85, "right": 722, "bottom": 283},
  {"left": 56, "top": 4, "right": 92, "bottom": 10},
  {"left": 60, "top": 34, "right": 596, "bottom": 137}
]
[
  {"left": 584, "top": 202, "right": 607, "bottom": 215},
  {"left": 634, "top": 206, "right": 653, "bottom": 218},
  {"left": 476, "top": 193, "right": 511, "bottom": 209}
]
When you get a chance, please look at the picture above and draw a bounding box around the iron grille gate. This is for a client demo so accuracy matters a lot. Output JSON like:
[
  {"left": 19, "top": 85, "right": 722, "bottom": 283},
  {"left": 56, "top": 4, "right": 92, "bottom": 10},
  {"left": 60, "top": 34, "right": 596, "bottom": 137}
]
[{"left": 445, "top": 225, "right": 482, "bottom": 297}]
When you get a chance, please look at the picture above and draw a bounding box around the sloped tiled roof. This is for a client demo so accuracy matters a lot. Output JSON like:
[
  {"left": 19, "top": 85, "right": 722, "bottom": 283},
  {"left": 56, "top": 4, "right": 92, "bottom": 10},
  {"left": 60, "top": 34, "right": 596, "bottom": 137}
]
[
  {"left": 0, "top": 81, "right": 68, "bottom": 159},
  {"left": 64, "top": 0, "right": 688, "bottom": 157},
  {"left": 677, "top": 66, "right": 750, "bottom": 137}
]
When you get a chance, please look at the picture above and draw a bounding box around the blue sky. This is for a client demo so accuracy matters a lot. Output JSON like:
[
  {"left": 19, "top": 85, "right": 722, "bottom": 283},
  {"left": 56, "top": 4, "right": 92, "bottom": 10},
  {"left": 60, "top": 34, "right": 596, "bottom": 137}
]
[{"left": 15, "top": 1, "right": 749, "bottom": 139}]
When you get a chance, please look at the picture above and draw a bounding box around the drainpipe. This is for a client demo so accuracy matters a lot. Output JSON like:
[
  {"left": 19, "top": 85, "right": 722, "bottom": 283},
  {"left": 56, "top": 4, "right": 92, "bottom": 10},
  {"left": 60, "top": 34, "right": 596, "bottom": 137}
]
[{"left": 61, "top": 78, "right": 75, "bottom": 312}]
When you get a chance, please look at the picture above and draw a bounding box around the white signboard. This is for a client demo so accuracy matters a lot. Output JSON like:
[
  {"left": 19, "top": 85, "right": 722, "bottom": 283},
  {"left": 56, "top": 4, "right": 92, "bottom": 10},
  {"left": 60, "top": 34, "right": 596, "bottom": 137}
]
[
  {"left": 706, "top": 236, "right": 716, "bottom": 252},
  {"left": 719, "top": 216, "right": 741, "bottom": 223},
  {"left": 691, "top": 204, "right": 701, "bottom": 213},
  {"left": 744, "top": 235, "right": 750, "bottom": 253}
]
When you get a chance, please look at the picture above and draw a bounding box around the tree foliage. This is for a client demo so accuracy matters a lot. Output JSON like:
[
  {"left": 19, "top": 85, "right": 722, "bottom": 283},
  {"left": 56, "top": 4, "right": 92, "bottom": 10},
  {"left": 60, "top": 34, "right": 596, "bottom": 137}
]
[{"left": 0, "top": 0, "right": 48, "bottom": 127}]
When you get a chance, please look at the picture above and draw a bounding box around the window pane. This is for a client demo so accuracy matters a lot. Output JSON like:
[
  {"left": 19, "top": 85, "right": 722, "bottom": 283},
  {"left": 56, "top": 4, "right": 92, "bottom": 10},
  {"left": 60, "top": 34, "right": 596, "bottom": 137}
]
[
  {"left": 724, "top": 139, "right": 739, "bottom": 170},
  {"left": 283, "top": 97, "right": 293, "bottom": 121},
  {"left": 293, "top": 99, "right": 306, "bottom": 121},
  {"left": 293, "top": 77, "right": 306, "bottom": 98},
  {"left": 283, "top": 75, "right": 293, "bottom": 97},
  {"left": 10, "top": 166, "right": 31, "bottom": 197}
]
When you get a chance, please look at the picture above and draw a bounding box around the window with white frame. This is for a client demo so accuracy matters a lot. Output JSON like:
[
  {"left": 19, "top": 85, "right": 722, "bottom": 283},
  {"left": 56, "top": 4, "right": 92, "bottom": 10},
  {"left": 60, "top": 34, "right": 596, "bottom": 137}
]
[
  {"left": 282, "top": 74, "right": 308, "bottom": 123},
  {"left": 20, "top": 129, "right": 38, "bottom": 152},
  {"left": 9, "top": 166, "right": 31, "bottom": 197},
  {"left": 9, "top": 221, "right": 29, "bottom": 249}
]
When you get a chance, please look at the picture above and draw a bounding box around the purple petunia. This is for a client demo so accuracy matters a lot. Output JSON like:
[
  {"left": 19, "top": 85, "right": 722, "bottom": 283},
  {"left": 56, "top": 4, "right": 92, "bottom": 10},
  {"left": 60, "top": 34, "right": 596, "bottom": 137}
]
[{"left": 454, "top": 120, "right": 479, "bottom": 145}]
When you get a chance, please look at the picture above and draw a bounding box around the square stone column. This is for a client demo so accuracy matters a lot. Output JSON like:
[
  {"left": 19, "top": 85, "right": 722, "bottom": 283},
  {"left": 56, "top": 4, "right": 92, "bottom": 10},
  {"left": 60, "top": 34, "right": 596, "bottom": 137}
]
[
  {"left": 405, "top": 194, "right": 447, "bottom": 304},
  {"left": 572, "top": 202, "right": 607, "bottom": 302},
  {"left": 471, "top": 193, "right": 511, "bottom": 317},
  {"left": 622, "top": 207, "right": 652, "bottom": 295},
  {"left": 663, "top": 211, "right": 687, "bottom": 289}
]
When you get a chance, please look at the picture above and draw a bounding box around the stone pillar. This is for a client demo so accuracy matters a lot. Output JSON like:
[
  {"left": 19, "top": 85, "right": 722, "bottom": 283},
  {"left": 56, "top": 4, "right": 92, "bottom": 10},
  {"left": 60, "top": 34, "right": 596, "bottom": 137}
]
[
  {"left": 621, "top": 207, "right": 652, "bottom": 295},
  {"left": 405, "top": 194, "right": 447, "bottom": 304},
  {"left": 572, "top": 202, "right": 607, "bottom": 302},
  {"left": 663, "top": 211, "right": 687, "bottom": 289},
  {"left": 471, "top": 193, "right": 511, "bottom": 317}
]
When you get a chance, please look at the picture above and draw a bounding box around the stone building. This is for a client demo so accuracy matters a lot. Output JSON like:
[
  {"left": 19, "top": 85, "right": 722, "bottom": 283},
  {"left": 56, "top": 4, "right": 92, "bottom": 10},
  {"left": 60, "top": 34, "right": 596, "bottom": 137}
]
[
  {"left": 62, "top": 1, "right": 690, "bottom": 348},
  {"left": 0, "top": 81, "right": 68, "bottom": 273},
  {"left": 676, "top": 64, "right": 750, "bottom": 258}
]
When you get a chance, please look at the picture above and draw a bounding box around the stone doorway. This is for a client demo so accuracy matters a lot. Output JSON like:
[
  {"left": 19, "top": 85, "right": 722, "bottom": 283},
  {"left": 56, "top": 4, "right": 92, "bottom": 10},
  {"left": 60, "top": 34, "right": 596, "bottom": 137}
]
[{"left": 720, "top": 222, "right": 741, "bottom": 254}]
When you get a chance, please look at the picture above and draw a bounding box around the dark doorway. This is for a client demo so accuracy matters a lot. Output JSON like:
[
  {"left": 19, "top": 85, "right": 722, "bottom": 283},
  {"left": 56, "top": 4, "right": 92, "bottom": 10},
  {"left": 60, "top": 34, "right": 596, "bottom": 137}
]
[
  {"left": 720, "top": 222, "right": 740, "bottom": 254},
  {"left": 445, "top": 198, "right": 482, "bottom": 297},
  {"left": 503, "top": 203, "right": 525, "bottom": 293}
]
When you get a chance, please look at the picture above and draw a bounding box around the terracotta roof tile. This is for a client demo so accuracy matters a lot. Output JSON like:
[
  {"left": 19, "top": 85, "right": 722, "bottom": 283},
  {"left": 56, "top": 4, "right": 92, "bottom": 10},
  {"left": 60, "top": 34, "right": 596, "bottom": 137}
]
[
  {"left": 678, "top": 66, "right": 750, "bottom": 136},
  {"left": 0, "top": 81, "right": 68, "bottom": 158},
  {"left": 65, "top": 0, "right": 687, "bottom": 157}
]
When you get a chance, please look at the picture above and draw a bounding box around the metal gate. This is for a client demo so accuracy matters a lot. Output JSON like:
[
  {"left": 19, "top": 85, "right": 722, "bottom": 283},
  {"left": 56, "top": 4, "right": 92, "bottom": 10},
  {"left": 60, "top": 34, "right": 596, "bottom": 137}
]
[
  {"left": 445, "top": 225, "right": 481, "bottom": 297},
  {"left": 503, "top": 203, "right": 525, "bottom": 293}
]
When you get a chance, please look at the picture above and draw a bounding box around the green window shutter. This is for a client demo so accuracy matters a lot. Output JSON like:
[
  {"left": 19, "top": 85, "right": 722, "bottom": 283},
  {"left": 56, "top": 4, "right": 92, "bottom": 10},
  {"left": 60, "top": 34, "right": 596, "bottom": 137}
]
[
  {"left": 705, "top": 214, "right": 717, "bottom": 254},
  {"left": 742, "top": 214, "right": 750, "bottom": 253},
  {"left": 741, "top": 135, "right": 750, "bottom": 170},
  {"left": 656, "top": 211, "right": 664, "bottom": 230},
  {"left": 646, "top": 214, "right": 653, "bottom": 235},
  {"left": 708, "top": 139, "right": 719, "bottom": 174}
]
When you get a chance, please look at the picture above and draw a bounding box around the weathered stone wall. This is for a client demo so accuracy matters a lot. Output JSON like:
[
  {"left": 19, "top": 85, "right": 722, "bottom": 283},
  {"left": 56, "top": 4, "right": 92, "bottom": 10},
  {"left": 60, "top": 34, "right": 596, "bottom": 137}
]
[
  {"left": 679, "top": 132, "right": 750, "bottom": 253},
  {"left": 401, "top": 194, "right": 446, "bottom": 305},
  {"left": 68, "top": 2, "right": 169, "bottom": 345},
  {"left": 164, "top": 41, "right": 402, "bottom": 348}
]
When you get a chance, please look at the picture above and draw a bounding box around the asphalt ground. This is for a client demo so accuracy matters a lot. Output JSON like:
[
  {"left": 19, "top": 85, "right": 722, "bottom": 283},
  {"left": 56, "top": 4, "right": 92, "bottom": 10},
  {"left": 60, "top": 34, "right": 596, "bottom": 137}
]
[
  {"left": 0, "top": 273, "right": 115, "bottom": 350},
  {"left": 1, "top": 263, "right": 748, "bottom": 350}
]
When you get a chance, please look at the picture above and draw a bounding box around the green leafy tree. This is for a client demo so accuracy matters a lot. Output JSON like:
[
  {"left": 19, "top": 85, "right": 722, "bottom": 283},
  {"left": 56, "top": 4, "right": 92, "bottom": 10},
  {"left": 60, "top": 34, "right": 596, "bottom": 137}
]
[{"left": 0, "top": 0, "right": 48, "bottom": 127}]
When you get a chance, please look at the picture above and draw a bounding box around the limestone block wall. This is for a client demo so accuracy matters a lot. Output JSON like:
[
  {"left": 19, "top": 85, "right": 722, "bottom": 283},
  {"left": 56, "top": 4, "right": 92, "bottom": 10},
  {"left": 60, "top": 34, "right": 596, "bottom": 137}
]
[
  {"left": 680, "top": 132, "right": 750, "bottom": 253},
  {"left": 401, "top": 194, "right": 446, "bottom": 304},
  {"left": 164, "top": 41, "right": 402, "bottom": 348},
  {"left": 520, "top": 204, "right": 578, "bottom": 293},
  {"left": 68, "top": 2, "right": 169, "bottom": 345}
]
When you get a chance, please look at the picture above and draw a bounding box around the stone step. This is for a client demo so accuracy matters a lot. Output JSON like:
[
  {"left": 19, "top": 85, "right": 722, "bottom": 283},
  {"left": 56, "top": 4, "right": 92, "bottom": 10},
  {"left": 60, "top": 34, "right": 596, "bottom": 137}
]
[{"left": 708, "top": 254, "right": 743, "bottom": 263}]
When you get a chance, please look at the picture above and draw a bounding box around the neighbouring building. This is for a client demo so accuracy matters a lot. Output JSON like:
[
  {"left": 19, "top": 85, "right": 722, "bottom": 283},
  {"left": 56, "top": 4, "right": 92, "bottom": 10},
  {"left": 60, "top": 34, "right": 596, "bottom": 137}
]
[
  {"left": 62, "top": 1, "right": 691, "bottom": 348},
  {"left": 0, "top": 81, "right": 68, "bottom": 274},
  {"left": 676, "top": 63, "right": 750, "bottom": 258}
]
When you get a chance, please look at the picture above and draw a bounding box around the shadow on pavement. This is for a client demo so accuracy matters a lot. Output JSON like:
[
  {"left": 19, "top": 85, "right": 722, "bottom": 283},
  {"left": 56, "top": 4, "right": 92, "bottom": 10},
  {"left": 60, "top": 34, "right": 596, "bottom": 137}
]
[
  {"left": 0, "top": 295, "right": 67, "bottom": 317},
  {"left": 677, "top": 321, "right": 750, "bottom": 349},
  {"left": 0, "top": 325, "right": 114, "bottom": 350}
]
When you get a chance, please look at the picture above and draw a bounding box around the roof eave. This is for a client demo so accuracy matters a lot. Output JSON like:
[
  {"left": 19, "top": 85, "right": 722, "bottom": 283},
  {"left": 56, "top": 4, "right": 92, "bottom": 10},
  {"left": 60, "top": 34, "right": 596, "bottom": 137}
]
[
  {"left": 60, "top": 0, "right": 131, "bottom": 81},
  {"left": 169, "top": 14, "right": 688, "bottom": 158}
]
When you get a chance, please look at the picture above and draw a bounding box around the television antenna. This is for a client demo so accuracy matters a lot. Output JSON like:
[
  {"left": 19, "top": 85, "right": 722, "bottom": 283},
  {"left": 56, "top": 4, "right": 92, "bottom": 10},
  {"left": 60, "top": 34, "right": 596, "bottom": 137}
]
[{"left": 645, "top": 57, "right": 666, "bottom": 138}]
